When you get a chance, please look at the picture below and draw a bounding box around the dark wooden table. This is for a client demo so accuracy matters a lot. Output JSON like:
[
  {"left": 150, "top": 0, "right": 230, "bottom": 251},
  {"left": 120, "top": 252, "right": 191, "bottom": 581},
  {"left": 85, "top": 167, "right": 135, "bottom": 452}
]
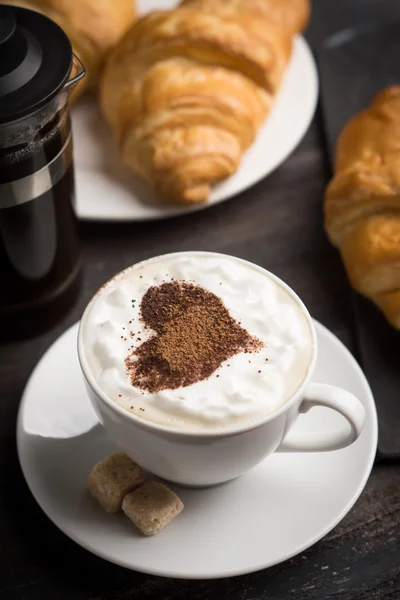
[{"left": 1, "top": 1, "right": 400, "bottom": 598}]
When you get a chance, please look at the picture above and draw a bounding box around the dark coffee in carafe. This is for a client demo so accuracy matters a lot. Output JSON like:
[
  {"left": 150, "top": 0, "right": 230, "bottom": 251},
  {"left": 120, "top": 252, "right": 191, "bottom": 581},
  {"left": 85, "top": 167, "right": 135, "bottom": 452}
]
[{"left": 0, "top": 6, "right": 85, "bottom": 337}]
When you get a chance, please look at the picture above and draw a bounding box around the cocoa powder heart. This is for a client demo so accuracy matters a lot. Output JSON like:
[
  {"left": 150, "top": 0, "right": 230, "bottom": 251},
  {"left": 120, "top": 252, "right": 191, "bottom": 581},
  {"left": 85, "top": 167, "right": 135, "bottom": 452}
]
[{"left": 125, "top": 281, "right": 263, "bottom": 393}]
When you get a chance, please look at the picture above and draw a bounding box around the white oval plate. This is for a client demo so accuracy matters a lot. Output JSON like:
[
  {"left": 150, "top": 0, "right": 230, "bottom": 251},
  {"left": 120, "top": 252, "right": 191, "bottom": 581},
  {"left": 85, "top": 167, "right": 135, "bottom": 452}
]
[
  {"left": 73, "top": 0, "right": 318, "bottom": 222},
  {"left": 17, "top": 320, "right": 377, "bottom": 579}
]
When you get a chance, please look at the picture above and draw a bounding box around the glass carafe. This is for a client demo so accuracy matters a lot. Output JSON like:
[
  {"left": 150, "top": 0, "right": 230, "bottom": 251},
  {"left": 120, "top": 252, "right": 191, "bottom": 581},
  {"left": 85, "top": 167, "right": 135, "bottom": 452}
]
[{"left": 0, "top": 6, "right": 85, "bottom": 338}]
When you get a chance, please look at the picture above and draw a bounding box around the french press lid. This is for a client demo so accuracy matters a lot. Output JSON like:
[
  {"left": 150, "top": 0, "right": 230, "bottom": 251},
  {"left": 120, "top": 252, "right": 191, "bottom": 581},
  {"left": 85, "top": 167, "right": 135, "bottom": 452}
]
[{"left": 0, "top": 5, "right": 72, "bottom": 124}]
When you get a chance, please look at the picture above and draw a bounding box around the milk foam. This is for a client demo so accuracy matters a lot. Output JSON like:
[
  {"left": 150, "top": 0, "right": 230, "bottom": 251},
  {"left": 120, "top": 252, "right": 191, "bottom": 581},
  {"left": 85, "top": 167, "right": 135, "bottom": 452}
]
[{"left": 82, "top": 253, "right": 314, "bottom": 432}]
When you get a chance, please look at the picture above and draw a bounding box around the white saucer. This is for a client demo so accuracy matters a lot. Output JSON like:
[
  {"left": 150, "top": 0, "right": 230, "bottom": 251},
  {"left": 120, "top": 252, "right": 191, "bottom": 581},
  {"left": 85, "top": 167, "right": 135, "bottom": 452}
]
[
  {"left": 17, "top": 320, "right": 377, "bottom": 579},
  {"left": 73, "top": 0, "right": 318, "bottom": 222}
]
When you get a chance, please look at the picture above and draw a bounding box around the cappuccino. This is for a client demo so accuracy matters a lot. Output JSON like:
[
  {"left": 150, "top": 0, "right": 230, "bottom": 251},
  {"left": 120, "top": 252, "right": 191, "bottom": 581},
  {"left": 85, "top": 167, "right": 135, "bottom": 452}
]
[{"left": 82, "top": 253, "right": 314, "bottom": 432}]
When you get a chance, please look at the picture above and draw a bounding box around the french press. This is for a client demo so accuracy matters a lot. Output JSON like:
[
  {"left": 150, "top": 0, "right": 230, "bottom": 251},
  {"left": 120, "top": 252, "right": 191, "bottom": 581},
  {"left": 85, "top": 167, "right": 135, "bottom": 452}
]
[{"left": 0, "top": 5, "right": 85, "bottom": 337}]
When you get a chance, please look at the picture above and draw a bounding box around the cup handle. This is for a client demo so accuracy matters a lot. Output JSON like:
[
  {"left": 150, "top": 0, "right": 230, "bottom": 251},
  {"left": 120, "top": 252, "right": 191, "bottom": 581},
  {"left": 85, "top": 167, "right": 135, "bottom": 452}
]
[{"left": 277, "top": 383, "right": 366, "bottom": 452}]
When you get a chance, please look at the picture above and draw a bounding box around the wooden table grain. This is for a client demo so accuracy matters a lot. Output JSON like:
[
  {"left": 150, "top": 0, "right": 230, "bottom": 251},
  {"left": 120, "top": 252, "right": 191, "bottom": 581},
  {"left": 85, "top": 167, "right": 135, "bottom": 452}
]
[{"left": 1, "top": 1, "right": 400, "bottom": 598}]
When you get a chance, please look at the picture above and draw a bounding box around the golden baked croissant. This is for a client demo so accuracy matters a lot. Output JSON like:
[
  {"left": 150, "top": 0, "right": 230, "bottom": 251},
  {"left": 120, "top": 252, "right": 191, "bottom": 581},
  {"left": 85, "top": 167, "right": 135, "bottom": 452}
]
[
  {"left": 0, "top": 0, "right": 136, "bottom": 96},
  {"left": 100, "top": 1, "right": 309, "bottom": 205},
  {"left": 324, "top": 86, "right": 400, "bottom": 329}
]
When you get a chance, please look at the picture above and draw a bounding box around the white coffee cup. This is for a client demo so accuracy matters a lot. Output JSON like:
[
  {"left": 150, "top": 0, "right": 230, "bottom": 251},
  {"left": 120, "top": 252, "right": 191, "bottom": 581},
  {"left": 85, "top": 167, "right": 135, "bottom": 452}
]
[{"left": 78, "top": 253, "right": 365, "bottom": 487}]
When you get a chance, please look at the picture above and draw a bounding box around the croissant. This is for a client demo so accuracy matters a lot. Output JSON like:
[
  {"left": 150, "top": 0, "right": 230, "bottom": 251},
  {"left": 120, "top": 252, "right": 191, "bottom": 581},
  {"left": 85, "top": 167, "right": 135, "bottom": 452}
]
[
  {"left": 324, "top": 86, "right": 400, "bottom": 329},
  {"left": 0, "top": 0, "right": 136, "bottom": 97},
  {"left": 100, "top": 1, "right": 309, "bottom": 205}
]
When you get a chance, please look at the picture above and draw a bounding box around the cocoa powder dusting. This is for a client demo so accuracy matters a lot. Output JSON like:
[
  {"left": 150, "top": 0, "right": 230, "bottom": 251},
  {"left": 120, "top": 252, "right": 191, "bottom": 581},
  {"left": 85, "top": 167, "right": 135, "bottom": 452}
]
[{"left": 125, "top": 282, "right": 263, "bottom": 393}]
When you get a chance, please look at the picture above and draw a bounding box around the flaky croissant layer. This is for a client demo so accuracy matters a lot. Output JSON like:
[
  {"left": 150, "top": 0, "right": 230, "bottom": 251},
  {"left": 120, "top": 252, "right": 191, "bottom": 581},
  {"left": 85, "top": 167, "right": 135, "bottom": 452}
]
[
  {"left": 180, "top": 0, "right": 310, "bottom": 36},
  {"left": 324, "top": 86, "right": 400, "bottom": 329}
]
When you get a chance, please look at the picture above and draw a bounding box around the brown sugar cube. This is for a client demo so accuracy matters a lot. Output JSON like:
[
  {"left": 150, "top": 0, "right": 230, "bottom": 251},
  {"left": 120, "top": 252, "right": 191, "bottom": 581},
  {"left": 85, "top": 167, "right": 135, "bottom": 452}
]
[
  {"left": 88, "top": 452, "right": 144, "bottom": 514},
  {"left": 122, "top": 482, "right": 184, "bottom": 536}
]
